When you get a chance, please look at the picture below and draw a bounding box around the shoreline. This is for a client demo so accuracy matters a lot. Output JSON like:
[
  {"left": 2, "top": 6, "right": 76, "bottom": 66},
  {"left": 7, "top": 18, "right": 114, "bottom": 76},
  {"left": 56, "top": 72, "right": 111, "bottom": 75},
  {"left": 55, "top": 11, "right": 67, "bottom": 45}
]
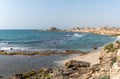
[
  {"left": 4, "top": 42, "right": 119, "bottom": 79},
  {"left": 0, "top": 50, "right": 87, "bottom": 56},
  {"left": 56, "top": 49, "right": 101, "bottom": 67},
  {"left": 41, "top": 26, "right": 120, "bottom": 36},
  {"left": 13, "top": 41, "right": 120, "bottom": 79}
]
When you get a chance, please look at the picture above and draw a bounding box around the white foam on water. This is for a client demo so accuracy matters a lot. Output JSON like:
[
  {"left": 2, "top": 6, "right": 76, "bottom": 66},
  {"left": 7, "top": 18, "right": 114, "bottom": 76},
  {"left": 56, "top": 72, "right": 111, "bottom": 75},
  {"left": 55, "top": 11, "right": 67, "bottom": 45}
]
[
  {"left": 73, "top": 33, "right": 84, "bottom": 37},
  {"left": 66, "top": 34, "right": 71, "bottom": 36},
  {"left": 0, "top": 42, "right": 8, "bottom": 46},
  {"left": 0, "top": 46, "right": 31, "bottom": 52},
  {"left": 115, "top": 36, "right": 120, "bottom": 41}
]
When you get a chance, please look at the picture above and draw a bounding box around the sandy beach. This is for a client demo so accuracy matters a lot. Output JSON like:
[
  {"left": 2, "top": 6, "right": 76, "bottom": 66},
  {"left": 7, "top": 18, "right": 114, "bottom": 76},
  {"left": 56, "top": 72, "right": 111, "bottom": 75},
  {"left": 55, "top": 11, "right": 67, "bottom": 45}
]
[{"left": 58, "top": 50, "right": 101, "bottom": 66}]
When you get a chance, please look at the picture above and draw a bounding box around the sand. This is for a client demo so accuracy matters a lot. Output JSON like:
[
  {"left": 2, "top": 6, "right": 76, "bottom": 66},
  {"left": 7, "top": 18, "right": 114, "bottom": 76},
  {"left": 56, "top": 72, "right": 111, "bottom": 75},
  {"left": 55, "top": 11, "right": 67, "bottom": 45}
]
[{"left": 57, "top": 50, "right": 100, "bottom": 66}]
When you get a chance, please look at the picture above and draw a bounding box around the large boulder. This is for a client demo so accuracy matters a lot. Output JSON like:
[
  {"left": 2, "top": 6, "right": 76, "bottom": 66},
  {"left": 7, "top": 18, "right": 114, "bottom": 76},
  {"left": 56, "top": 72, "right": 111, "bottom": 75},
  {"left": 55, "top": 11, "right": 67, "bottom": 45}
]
[{"left": 65, "top": 60, "right": 90, "bottom": 68}]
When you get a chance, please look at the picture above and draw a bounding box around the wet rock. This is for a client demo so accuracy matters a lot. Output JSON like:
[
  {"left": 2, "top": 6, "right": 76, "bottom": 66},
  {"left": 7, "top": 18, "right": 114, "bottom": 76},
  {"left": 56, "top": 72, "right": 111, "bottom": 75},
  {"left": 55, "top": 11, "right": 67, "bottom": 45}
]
[
  {"left": 10, "top": 48, "right": 13, "bottom": 50},
  {"left": 93, "top": 46, "right": 97, "bottom": 50},
  {"left": 0, "top": 50, "right": 4, "bottom": 52},
  {"left": 0, "top": 76, "right": 2, "bottom": 78},
  {"left": 65, "top": 60, "right": 90, "bottom": 68}
]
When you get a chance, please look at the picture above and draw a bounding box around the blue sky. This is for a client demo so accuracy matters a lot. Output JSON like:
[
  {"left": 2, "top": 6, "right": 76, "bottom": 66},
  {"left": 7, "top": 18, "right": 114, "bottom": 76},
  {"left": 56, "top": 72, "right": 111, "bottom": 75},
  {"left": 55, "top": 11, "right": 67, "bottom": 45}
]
[{"left": 0, "top": 0, "right": 120, "bottom": 29}]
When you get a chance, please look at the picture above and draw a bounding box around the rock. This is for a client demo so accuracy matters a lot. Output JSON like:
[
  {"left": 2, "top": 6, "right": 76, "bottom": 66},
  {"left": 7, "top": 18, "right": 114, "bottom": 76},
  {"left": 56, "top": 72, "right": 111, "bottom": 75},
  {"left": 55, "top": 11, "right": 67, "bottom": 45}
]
[
  {"left": 116, "top": 49, "right": 120, "bottom": 61},
  {"left": 100, "top": 49, "right": 117, "bottom": 69},
  {"left": 63, "top": 70, "right": 74, "bottom": 76},
  {"left": 89, "top": 64, "right": 101, "bottom": 72},
  {"left": 65, "top": 60, "right": 90, "bottom": 68},
  {"left": 69, "top": 72, "right": 80, "bottom": 78},
  {"left": 114, "top": 41, "right": 120, "bottom": 49},
  {"left": 10, "top": 48, "right": 13, "bottom": 50},
  {"left": 39, "top": 68, "right": 53, "bottom": 74},
  {"left": 93, "top": 46, "right": 97, "bottom": 50},
  {"left": 110, "top": 62, "right": 120, "bottom": 79},
  {"left": 0, "top": 76, "right": 2, "bottom": 78},
  {"left": 0, "top": 50, "right": 4, "bottom": 52}
]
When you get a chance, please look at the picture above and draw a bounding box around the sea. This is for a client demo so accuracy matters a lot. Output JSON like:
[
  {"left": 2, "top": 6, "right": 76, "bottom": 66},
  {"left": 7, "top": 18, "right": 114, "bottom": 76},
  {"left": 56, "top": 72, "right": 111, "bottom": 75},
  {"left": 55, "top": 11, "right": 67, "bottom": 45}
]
[
  {"left": 0, "top": 30, "right": 116, "bottom": 52},
  {"left": 0, "top": 30, "right": 118, "bottom": 78}
]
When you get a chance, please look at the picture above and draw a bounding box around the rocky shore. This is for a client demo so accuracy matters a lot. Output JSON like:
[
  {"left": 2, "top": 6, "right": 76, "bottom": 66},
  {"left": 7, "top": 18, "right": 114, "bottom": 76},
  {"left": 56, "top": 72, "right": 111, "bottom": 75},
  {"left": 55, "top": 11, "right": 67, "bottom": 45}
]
[
  {"left": 0, "top": 50, "right": 86, "bottom": 56},
  {"left": 10, "top": 40, "right": 120, "bottom": 79}
]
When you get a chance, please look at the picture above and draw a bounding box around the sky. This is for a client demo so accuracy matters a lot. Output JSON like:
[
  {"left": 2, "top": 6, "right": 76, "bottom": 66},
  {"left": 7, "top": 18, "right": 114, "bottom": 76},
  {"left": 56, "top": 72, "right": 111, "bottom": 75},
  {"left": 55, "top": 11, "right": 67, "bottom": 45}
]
[{"left": 0, "top": 0, "right": 120, "bottom": 29}]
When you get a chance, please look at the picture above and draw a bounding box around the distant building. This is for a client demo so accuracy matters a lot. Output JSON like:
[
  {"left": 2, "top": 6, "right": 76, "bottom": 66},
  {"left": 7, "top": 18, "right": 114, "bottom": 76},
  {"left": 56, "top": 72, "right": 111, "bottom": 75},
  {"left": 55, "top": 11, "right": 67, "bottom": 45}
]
[
  {"left": 47, "top": 26, "right": 60, "bottom": 31},
  {"left": 50, "top": 26, "right": 57, "bottom": 31}
]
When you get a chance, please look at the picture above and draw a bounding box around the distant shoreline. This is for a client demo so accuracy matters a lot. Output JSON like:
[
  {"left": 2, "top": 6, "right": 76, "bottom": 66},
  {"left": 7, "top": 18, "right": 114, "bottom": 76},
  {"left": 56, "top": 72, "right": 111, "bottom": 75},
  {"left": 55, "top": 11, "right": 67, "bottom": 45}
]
[{"left": 39, "top": 26, "right": 120, "bottom": 36}]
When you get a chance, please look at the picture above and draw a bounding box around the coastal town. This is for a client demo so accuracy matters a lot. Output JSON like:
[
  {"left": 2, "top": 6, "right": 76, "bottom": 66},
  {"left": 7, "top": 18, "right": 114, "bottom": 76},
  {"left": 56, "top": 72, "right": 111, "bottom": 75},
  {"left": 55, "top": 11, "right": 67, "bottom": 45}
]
[
  {"left": 44, "top": 26, "right": 120, "bottom": 36},
  {"left": 65, "top": 26, "right": 120, "bottom": 36}
]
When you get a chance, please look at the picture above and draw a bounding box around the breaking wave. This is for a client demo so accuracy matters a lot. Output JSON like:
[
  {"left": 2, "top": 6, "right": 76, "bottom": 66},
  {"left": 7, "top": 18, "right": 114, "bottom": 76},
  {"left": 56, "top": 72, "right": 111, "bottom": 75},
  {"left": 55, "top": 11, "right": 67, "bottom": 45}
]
[
  {"left": 73, "top": 33, "right": 84, "bottom": 37},
  {"left": 0, "top": 42, "right": 8, "bottom": 46},
  {"left": 115, "top": 36, "right": 120, "bottom": 41}
]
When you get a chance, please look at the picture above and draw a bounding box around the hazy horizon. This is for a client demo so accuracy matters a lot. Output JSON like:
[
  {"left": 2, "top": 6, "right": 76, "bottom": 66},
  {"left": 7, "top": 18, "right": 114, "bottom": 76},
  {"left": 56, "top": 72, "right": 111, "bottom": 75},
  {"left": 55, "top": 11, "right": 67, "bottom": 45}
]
[{"left": 0, "top": 0, "right": 120, "bottom": 29}]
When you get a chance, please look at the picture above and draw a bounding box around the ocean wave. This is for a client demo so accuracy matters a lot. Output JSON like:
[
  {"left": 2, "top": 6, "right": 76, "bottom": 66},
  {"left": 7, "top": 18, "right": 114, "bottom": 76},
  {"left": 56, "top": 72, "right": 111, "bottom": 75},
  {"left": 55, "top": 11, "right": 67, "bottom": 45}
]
[
  {"left": 66, "top": 34, "right": 71, "bottom": 37},
  {"left": 73, "top": 33, "right": 84, "bottom": 37},
  {"left": 0, "top": 42, "right": 8, "bottom": 46},
  {"left": 0, "top": 46, "right": 32, "bottom": 52},
  {"left": 115, "top": 36, "right": 120, "bottom": 41}
]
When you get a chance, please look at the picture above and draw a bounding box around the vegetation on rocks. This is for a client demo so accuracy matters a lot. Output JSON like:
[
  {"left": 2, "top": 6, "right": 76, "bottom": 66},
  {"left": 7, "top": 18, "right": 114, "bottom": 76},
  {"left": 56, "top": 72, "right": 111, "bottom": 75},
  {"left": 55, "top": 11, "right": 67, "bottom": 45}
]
[
  {"left": 104, "top": 40, "right": 120, "bottom": 53},
  {"left": 99, "top": 76, "right": 110, "bottom": 79},
  {"left": 23, "top": 71, "right": 37, "bottom": 78},
  {"left": 104, "top": 43, "right": 116, "bottom": 53},
  {"left": 111, "top": 59, "right": 116, "bottom": 67}
]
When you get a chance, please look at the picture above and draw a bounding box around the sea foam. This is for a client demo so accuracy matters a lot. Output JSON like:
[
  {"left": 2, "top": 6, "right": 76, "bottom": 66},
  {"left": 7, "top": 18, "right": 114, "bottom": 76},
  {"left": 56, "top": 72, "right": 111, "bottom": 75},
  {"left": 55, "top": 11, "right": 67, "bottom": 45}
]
[
  {"left": 0, "top": 42, "right": 8, "bottom": 46},
  {"left": 73, "top": 33, "right": 83, "bottom": 37},
  {"left": 115, "top": 36, "right": 120, "bottom": 41}
]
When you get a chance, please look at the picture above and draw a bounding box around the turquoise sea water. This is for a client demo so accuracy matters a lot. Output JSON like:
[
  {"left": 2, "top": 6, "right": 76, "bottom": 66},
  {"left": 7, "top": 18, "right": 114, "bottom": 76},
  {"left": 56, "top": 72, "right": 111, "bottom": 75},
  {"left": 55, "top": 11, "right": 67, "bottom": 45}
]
[{"left": 0, "top": 30, "right": 116, "bottom": 52}]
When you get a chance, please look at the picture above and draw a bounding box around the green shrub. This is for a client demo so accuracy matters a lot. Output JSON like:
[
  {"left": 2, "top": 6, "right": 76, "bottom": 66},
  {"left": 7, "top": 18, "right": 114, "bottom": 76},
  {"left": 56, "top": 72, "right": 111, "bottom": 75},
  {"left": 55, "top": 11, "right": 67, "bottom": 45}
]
[
  {"left": 116, "top": 40, "right": 120, "bottom": 44},
  {"left": 111, "top": 59, "right": 116, "bottom": 67},
  {"left": 99, "top": 76, "right": 110, "bottom": 79},
  {"left": 104, "top": 43, "right": 116, "bottom": 53}
]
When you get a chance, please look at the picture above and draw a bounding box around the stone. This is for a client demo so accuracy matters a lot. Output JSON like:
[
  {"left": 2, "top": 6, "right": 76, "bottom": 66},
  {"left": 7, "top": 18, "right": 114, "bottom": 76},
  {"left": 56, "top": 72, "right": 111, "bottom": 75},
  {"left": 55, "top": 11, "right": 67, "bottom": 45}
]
[
  {"left": 110, "top": 62, "right": 120, "bottom": 79},
  {"left": 65, "top": 60, "right": 90, "bottom": 68},
  {"left": 89, "top": 64, "right": 101, "bottom": 72}
]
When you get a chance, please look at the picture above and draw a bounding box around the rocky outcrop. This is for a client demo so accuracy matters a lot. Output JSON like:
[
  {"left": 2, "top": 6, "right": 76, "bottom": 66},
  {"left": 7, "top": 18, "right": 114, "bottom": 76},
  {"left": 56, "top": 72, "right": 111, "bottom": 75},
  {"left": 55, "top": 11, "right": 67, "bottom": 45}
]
[
  {"left": 12, "top": 40, "right": 120, "bottom": 79},
  {"left": 110, "top": 62, "right": 120, "bottom": 79},
  {"left": 91, "top": 41, "right": 120, "bottom": 79},
  {"left": 65, "top": 60, "right": 90, "bottom": 68}
]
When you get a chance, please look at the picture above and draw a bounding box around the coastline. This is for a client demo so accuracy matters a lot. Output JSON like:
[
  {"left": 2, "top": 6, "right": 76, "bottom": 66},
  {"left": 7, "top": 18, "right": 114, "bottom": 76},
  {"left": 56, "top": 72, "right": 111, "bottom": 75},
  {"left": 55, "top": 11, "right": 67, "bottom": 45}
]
[
  {"left": 56, "top": 48, "right": 101, "bottom": 67},
  {"left": 11, "top": 40, "right": 120, "bottom": 79},
  {"left": 0, "top": 30, "right": 117, "bottom": 79},
  {"left": 42, "top": 26, "right": 120, "bottom": 36}
]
